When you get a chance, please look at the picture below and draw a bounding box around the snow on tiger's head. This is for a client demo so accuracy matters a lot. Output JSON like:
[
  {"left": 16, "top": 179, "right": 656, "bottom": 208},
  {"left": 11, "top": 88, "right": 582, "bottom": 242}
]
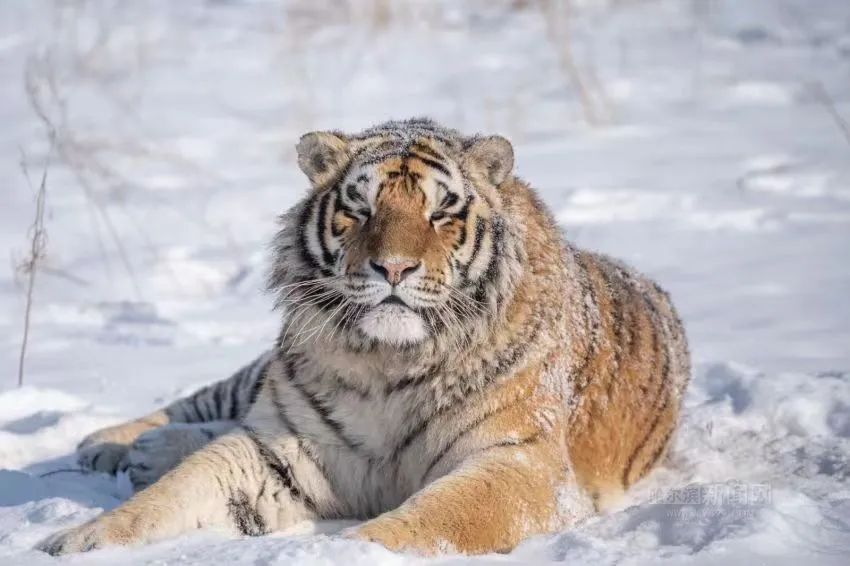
[{"left": 269, "top": 118, "right": 524, "bottom": 350}]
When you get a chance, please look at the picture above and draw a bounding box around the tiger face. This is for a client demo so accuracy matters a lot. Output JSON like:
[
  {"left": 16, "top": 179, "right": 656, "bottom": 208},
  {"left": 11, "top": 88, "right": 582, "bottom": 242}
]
[{"left": 272, "top": 119, "right": 521, "bottom": 349}]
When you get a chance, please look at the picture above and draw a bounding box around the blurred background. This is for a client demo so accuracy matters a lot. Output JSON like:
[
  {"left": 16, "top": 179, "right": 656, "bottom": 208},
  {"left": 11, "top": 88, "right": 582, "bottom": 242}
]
[{"left": 1, "top": 0, "right": 849, "bottom": 398}]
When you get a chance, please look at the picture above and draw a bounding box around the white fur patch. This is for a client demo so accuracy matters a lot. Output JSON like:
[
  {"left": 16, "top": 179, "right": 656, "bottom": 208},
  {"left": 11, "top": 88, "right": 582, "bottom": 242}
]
[{"left": 357, "top": 304, "right": 427, "bottom": 345}]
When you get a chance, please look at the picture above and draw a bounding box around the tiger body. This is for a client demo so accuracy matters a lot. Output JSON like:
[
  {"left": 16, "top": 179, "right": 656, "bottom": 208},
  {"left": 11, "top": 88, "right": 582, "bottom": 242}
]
[{"left": 40, "top": 118, "right": 689, "bottom": 555}]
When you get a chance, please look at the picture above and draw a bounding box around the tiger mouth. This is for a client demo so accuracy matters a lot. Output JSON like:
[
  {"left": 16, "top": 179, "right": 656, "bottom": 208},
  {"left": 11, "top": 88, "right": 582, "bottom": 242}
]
[{"left": 379, "top": 295, "right": 410, "bottom": 308}]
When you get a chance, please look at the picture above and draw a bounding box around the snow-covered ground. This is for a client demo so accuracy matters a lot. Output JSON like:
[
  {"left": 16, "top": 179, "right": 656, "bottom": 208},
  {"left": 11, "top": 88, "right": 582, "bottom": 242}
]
[{"left": 1, "top": 0, "right": 849, "bottom": 564}]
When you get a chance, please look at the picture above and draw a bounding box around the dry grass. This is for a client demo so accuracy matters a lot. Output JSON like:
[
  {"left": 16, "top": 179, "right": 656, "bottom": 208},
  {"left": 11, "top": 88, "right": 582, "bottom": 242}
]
[
  {"left": 23, "top": 2, "right": 232, "bottom": 300},
  {"left": 810, "top": 83, "right": 850, "bottom": 150},
  {"left": 539, "top": 0, "right": 613, "bottom": 126},
  {"left": 16, "top": 143, "right": 52, "bottom": 387}
]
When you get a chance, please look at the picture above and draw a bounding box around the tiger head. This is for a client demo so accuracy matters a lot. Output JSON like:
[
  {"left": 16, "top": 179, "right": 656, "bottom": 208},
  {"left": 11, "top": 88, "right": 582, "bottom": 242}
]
[{"left": 271, "top": 118, "right": 525, "bottom": 351}]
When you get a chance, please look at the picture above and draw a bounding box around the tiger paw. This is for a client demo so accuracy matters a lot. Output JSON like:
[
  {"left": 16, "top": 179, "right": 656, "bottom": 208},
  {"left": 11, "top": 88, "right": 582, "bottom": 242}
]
[
  {"left": 346, "top": 515, "right": 435, "bottom": 555},
  {"left": 35, "top": 520, "right": 121, "bottom": 556},
  {"left": 77, "top": 440, "right": 130, "bottom": 475},
  {"left": 77, "top": 422, "right": 147, "bottom": 474}
]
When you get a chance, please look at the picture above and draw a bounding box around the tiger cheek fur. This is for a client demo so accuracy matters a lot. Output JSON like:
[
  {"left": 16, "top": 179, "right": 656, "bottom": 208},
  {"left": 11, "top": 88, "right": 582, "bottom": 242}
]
[{"left": 42, "top": 118, "right": 689, "bottom": 557}]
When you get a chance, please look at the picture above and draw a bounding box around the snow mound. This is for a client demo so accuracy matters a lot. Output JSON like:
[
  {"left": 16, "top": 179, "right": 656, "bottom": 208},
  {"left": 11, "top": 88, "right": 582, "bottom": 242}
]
[{"left": 0, "top": 364, "right": 847, "bottom": 564}]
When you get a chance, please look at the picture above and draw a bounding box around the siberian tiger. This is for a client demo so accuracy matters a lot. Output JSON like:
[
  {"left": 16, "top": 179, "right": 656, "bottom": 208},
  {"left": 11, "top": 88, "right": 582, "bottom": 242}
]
[{"left": 38, "top": 118, "right": 689, "bottom": 556}]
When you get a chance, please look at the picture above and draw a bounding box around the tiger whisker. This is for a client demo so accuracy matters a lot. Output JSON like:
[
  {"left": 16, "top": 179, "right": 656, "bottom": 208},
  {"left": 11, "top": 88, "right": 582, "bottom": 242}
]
[
  {"left": 327, "top": 301, "right": 357, "bottom": 345},
  {"left": 275, "top": 275, "right": 344, "bottom": 292},
  {"left": 286, "top": 296, "right": 345, "bottom": 352},
  {"left": 279, "top": 286, "right": 343, "bottom": 307},
  {"left": 305, "top": 298, "right": 351, "bottom": 347},
  {"left": 280, "top": 290, "right": 345, "bottom": 347}
]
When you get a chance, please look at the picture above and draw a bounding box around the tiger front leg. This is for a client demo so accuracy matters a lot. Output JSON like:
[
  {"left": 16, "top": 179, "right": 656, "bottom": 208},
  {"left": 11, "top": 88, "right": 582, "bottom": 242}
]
[
  {"left": 77, "top": 351, "right": 273, "bottom": 476},
  {"left": 38, "top": 430, "right": 318, "bottom": 555},
  {"left": 350, "top": 439, "right": 594, "bottom": 555}
]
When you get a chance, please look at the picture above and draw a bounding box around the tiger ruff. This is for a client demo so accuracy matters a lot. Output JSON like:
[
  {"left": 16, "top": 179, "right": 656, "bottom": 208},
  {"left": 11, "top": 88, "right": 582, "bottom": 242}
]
[{"left": 41, "top": 118, "right": 690, "bottom": 555}]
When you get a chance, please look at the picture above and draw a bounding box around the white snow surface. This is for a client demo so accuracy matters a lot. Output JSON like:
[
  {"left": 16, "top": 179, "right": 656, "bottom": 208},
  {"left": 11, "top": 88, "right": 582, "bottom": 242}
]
[{"left": 1, "top": 0, "right": 849, "bottom": 564}]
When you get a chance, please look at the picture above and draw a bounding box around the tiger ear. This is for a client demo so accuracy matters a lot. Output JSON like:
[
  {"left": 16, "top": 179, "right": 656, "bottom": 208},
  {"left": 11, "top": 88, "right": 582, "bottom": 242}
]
[
  {"left": 296, "top": 131, "right": 351, "bottom": 187},
  {"left": 463, "top": 135, "right": 514, "bottom": 186}
]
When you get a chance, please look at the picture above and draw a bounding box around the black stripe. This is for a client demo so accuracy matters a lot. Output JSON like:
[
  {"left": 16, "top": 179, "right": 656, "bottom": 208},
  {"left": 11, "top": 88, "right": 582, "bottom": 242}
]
[
  {"left": 383, "top": 365, "right": 439, "bottom": 396},
  {"left": 572, "top": 253, "right": 601, "bottom": 396},
  {"left": 268, "top": 358, "right": 301, "bottom": 437},
  {"left": 392, "top": 417, "right": 430, "bottom": 459},
  {"left": 470, "top": 219, "right": 504, "bottom": 304},
  {"left": 453, "top": 195, "right": 473, "bottom": 221},
  {"left": 284, "top": 357, "right": 367, "bottom": 455},
  {"left": 391, "top": 315, "right": 537, "bottom": 436},
  {"left": 453, "top": 198, "right": 473, "bottom": 249},
  {"left": 228, "top": 368, "right": 246, "bottom": 421},
  {"left": 316, "top": 191, "right": 335, "bottom": 267},
  {"left": 268, "top": 370, "right": 332, "bottom": 482},
  {"left": 638, "top": 426, "right": 674, "bottom": 479},
  {"left": 410, "top": 142, "right": 445, "bottom": 162},
  {"left": 359, "top": 153, "right": 403, "bottom": 169},
  {"left": 572, "top": 347, "right": 596, "bottom": 396},
  {"left": 440, "top": 192, "right": 459, "bottom": 209},
  {"left": 331, "top": 193, "right": 347, "bottom": 237},
  {"left": 344, "top": 183, "right": 364, "bottom": 205},
  {"left": 491, "top": 321, "right": 538, "bottom": 378},
  {"left": 227, "top": 489, "right": 267, "bottom": 536},
  {"left": 420, "top": 403, "right": 518, "bottom": 482},
  {"left": 375, "top": 180, "right": 387, "bottom": 202},
  {"left": 464, "top": 318, "right": 540, "bottom": 398},
  {"left": 242, "top": 425, "right": 316, "bottom": 513},
  {"left": 395, "top": 344, "right": 540, "bottom": 468},
  {"left": 298, "top": 198, "right": 333, "bottom": 277},
  {"left": 481, "top": 218, "right": 504, "bottom": 282},
  {"left": 638, "top": 294, "right": 667, "bottom": 402},
  {"left": 483, "top": 432, "right": 542, "bottom": 453},
  {"left": 462, "top": 217, "right": 486, "bottom": 280},
  {"left": 637, "top": 290, "right": 672, "bottom": 409},
  {"left": 213, "top": 383, "right": 225, "bottom": 420},
  {"left": 409, "top": 153, "right": 451, "bottom": 177},
  {"left": 178, "top": 394, "right": 199, "bottom": 422},
  {"left": 384, "top": 375, "right": 423, "bottom": 395},
  {"left": 622, "top": 393, "right": 670, "bottom": 486},
  {"left": 247, "top": 360, "right": 268, "bottom": 408},
  {"left": 201, "top": 393, "right": 215, "bottom": 422},
  {"left": 599, "top": 266, "right": 627, "bottom": 398},
  {"left": 190, "top": 392, "right": 208, "bottom": 422},
  {"left": 328, "top": 370, "right": 371, "bottom": 399}
]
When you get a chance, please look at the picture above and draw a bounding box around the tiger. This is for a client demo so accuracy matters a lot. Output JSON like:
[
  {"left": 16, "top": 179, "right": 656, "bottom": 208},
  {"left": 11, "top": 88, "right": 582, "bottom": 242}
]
[{"left": 38, "top": 118, "right": 690, "bottom": 556}]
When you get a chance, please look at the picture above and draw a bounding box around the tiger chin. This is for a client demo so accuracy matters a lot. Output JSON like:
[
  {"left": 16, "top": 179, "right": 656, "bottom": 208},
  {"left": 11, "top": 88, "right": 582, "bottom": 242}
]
[{"left": 38, "top": 118, "right": 690, "bottom": 556}]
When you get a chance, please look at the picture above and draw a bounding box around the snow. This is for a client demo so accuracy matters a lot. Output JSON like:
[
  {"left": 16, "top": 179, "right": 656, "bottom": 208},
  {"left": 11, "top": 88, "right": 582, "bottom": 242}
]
[{"left": 1, "top": 0, "right": 849, "bottom": 564}]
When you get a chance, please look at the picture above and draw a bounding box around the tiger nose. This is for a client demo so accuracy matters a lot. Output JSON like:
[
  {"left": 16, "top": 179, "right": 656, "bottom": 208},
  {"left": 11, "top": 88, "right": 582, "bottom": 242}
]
[{"left": 369, "top": 258, "right": 421, "bottom": 285}]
